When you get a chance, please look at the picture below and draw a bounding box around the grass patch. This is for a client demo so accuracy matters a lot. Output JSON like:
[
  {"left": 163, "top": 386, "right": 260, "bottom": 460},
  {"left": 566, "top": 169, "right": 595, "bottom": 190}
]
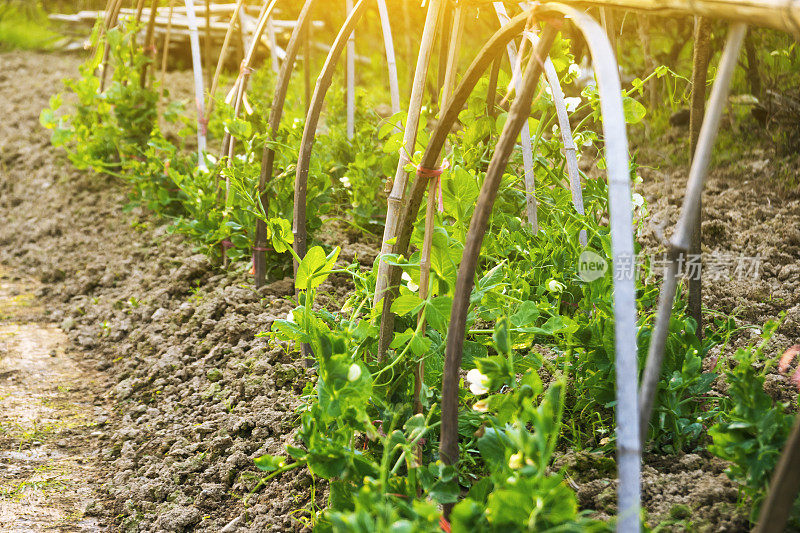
[{"left": 0, "top": 3, "right": 60, "bottom": 52}]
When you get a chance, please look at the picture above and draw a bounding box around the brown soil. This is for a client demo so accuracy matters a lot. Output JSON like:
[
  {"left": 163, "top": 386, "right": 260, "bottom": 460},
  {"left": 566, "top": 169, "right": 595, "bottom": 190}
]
[{"left": 0, "top": 47, "right": 798, "bottom": 532}]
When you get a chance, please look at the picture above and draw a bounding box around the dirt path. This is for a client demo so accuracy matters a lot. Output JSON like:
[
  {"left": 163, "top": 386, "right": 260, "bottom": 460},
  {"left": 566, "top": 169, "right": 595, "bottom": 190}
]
[{"left": 0, "top": 266, "right": 108, "bottom": 531}]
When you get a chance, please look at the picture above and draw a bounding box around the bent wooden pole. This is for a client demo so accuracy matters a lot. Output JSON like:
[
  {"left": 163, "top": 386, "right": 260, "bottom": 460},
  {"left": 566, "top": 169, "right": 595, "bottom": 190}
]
[
  {"left": 185, "top": 0, "right": 208, "bottom": 170},
  {"left": 292, "top": 0, "right": 370, "bottom": 275},
  {"left": 373, "top": 0, "right": 443, "bottom": 309},
  {"left": 206, "top": 0, "right": 246, "bottom": 118},
  {"left": 638, "top": 24, "right": 746, "bottom": 445},
  {"left": 439, "top": 23, "right": 558, "bottom": 517},
  {"left": 253, "top": 0, "right": 317, "bottom": 287},
  {"left": 376, "top": 10, "right": 531, "bottom": 356},
  {"left": 755, "top": 413, "right": 800, "bottom": 533}
]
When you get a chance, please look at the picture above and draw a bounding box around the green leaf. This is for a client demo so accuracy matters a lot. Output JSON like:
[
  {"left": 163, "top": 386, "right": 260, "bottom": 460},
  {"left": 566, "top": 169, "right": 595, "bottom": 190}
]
[
  {"left": 391, "top": 294, "right": 424, "bottom": 316},
  {"left": 254, "top": 453, "right": 286, "bottom": 472},
  {"left": 622, "top": 96, "right": 647, "bottom": 124}
]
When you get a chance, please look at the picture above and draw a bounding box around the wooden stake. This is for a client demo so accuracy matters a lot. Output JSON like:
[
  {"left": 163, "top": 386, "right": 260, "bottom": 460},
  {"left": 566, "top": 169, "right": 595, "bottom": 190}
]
[
  {"left": 415, "top": 1, "right": 464, "bottom": 417},
  {"left": 374, "top": 0, "right": 444, "bottom": 311},
  {"left": 184, "top": 0, "right": 207, "bottom": 169},
  {"left": 346, "top": 0, "right": 356, "bottom": 140},
  {"left": 688, "top": 16, "right": 713, "bottom": 337},
  {"left": 377, "top": 0, "right": 401, "bottom": 115},
  {"left": 140, "top": 0, "right": 158, "bottom": 88},
  {"left": 159, "top": 0, "right": 175, "bottom": 99}
]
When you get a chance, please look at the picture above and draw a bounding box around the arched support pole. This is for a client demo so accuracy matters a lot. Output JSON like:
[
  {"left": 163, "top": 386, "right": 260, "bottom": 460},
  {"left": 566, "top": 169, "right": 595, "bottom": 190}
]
[
  {"left": 638, "top": 24, "right": 747, "bottom": 445},
  {"left": 253, "top": 0, "right": 317, "bottom": 288},
  {"left": 439, "top": 18, "right": 559, "bottom": 518},
  {"left": 436, "top": 5, "right": 641, "bottom": 529},
  {"left": 292, "top": 0, "right": 370, "bottom": 275}
]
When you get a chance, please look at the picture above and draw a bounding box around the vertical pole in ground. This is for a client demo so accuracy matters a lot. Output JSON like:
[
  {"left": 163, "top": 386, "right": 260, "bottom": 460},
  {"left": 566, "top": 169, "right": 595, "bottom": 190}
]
[
  {"left": 688, "top": 17, "right": 713, "bottom": 337},
  {"left": 346, "top": 0, "right": 356, "bottom": 139}
]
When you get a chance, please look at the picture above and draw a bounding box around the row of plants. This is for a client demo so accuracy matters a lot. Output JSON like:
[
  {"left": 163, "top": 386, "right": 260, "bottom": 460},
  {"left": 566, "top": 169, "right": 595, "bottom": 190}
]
[{"left": 38, "top": 10, "right": 797, "bottom": 531}]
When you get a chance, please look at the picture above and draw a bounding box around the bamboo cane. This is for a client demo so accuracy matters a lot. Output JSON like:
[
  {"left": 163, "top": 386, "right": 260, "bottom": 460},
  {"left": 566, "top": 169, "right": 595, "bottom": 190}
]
[
  {"left": 304, "top": 17, "right": 311, "bottom": 112},
  {"left": 140, "top": 0, "right": 158, "bottom": 88},
  {"left": 158, "top": 0, "right": 175, "bottom": 98},
  {"left": 206, "top": 0, "right": 245, "bottom": 118},
  {"left": 222, "top": 0, "right": 280, "bottom": 161},
  {"left": 754, "top": 413, "right": 800, "bottom": 533},
  {"left": 292, "top": 0, "right": 370, "bottom": 277},
  {"left": 346, "top": 0, "right": 356, "bottom": 140},
  {"left": 205, "top": 0, "right": 212, "bottom": 89},
  {"left": 253, "top": 0, "right": 317, "bottom": 288},
  {"left": 219, "top": 0, "right": 279, "bottom": 269},
  {"left": 377, "top": 0, "right": 401, "bottom": 115},
  {"left": 435, "top": 5, "right": 453, "bottom": 107},
  {"left": 688, "top": 17, "right": 713, "bottom": 337},
  {"left": 486, "top": 53, "right": 502, "bottom": 117},
  {"left": 266, "top": 15, "right": 279, "bottom": 75},
  {"left": 185, "top": 0, "right": 207, "bottom": 170},
  {"left": 638, "top": 24, "right": 746, "bottom": 448},
  {"left": 376, "top": 11, "right": 531, "bottom": 357},
  {"left": 99, "top": 0, "right": 125, "bottom": 92},
  {"left": 373, "top": 0, "right": 444, "bottom": 311},
  {"left": 414, "top": 1, "right": 464, "bottom": 417},
  {"left": 440, "top": 24, "right": 558, "bottom": 518}
]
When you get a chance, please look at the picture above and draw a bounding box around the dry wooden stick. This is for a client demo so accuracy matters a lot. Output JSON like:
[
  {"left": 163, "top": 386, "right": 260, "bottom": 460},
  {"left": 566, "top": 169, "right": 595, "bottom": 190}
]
[
  {"left": 440, "top": 24, "right": 558, "bottom": 516},
  {"left": 158, "top": 0, "right": 175, "bottom": 98},
  {"left": 140, "top": 0, "right": 158, "bottom": 88},
  {"left": 292, "top": 0, "right": 370, "bottom": 276},
  {"left": 373, "top": 0, "right": 444, "bottom": 310},
  {"left": 494, "top": 2, "right": 538, "bottom": 229},
  {"left": 219, "top": 0, "right": 280, "bottom": 269},
  {"left": 99, "top": 0, "right": 125, "bottom": 92},
  {"left": 205, "top": 0, "right": 212, "bottom": 89},
  {"left": 184, "top": 0, "right": 207, "bottom": 169},
  {"left": 253, "top": 0, "right": 317, "bottom": 288}
]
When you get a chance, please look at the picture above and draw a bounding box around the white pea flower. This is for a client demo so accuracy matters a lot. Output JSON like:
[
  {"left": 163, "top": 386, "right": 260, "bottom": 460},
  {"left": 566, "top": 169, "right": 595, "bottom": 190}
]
[
  {"left": 340, "top": 176, "right": 351, "bottom": 189},
  {"left": 401, "top": 271, "right": 418, "bottom": 293},
  {"left": 508, "top": 452, "right": 524, "bottom": 470},
  {"left": 347, "top": 363, "right": 362, "bottom": 382},
  {"left": 568, "top": 63, "right": 581, "bottom": 79},
  {"left": 472, "top": 400, "right": 489, "bottom": 412},
  {"left": 564, "top": 96, "right": 582, "bottom": 113},
  {"left": 286, "top": 310, "right": 295, "bottom": 323},
  {"left": 546, "top": 279, "right": 566, "bottom": 294},
  {"left": 466, "top": 368, "right": 490, "bottom": 395}
]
